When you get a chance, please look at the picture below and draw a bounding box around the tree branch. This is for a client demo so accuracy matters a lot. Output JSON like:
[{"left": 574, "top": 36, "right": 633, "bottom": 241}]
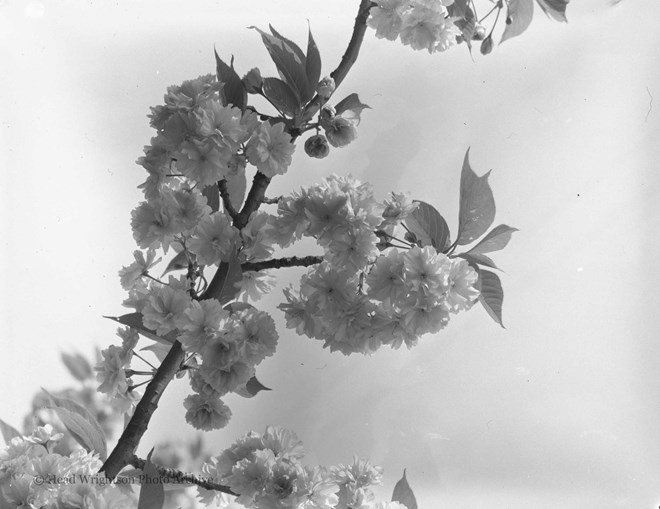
[
  {"left": 101, "top": 0, "right": 374, "bottom": 483},
  {"left": 218, "top": 179, "right": 239, "bottom": 220},
  {"left": 128, "top": 455, "right": 237, "bottom": 496},
  {"left": 242, "top": 255, "right": 323, "bottom": 272},
  {"left": 302, "top": 0, "right": 375, "bottom": 122}
]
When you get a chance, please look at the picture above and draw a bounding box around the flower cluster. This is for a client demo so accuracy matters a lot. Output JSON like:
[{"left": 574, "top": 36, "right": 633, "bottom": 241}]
[
  {"left": 274, "top": 176, "right": 480, "bottom": 354},
  {"left": 200, "top": 426, "right": 405, "bottom": 509},
  {"left": 0, "top": 425, "right": 134, "bottom": 508},
  {"left": 368, "top": 0, "right": 461, "bottom": 53}
]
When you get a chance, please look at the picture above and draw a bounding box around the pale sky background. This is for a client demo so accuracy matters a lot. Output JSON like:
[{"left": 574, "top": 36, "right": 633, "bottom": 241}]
[{"left": 2, "top": 0, "right": 660, "bottom": 508}]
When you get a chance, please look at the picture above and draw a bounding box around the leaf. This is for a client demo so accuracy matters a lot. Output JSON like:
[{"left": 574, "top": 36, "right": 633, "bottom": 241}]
[
  {"left": 466, "top": 224, "right": 518, "bottom": 255},
  {"left": 234, "top": 376, "right": 272, "bottom": 398},
  {"left": 262, "top": 77, "right": 301, "bottom": 117},
  {"left": 138, "top": 448, "right": 165, "bottom": 509},
  {"left": 404, "top": 200, "right": 451, "bottom": 252},
  {"left": 458, "top": 252, "right": 500, "bottom": 271},
  {"left": 44, "top": 390, "right": 107, "bottom": 459},
  {"left": 457, "top": 149, "right": 496, "bottom": 245},
  {"left": 202, "top": 183, "right": 221, "bottom": 213},
  {"left": 61, "top": 352, "right": 93, "bottom": 382},
  {"left": 140, "top": 343, "right": 171, "bottom": 364},
  {"left": 455, "top": 5, "right": 476, "bottom": 53},
  {"left": 225, "top": 162, "right": 247, "bottom": 212},
  {"left": 204, "top": 243, "right": 243, "bottom": 305},
  {"left": 334, "top": 93, "right": 370, "bottom": 125},
  {"left": 478, "top": 269, "right": 505, "bottom": 327},
  {"left": 104, "top": 313, "right": 177, "bottom": 345},
  {"left": 447, "top": 0, "right": 469, "bottom": 17},
  {"left": 391, "top": 470, "right": 418, "bottom": 509},
  {"left": 251, "top": 26, "right": 311, "bottom": 103},
  {"left": 536, "top": 0, "right": 568, "bottom": 22},
  {"left": 305, "top": 27, "right": 322, "bottom": 94},
  {"left": 161, "top": 250, "right": 190, "bottom": 277},
  {"left": 501, "top": 0, "right": 534, "bottom": 44},
  {"left": 0, "top": 418, "right": 21, "bottom": 443},
  {"left": 214, "top": 50, "right": 247, "bottom": 110}
]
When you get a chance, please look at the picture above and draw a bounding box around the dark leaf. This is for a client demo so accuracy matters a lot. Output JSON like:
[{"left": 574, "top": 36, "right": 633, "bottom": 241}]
[
  {"left": 44, "top": 390, "right": 107, "bottom": 459},
  {"left": 455, "top": 5, "right": 476, "bottom": 53},
  {"left": 305, "top": 27, "right": 322, "bottom": 94},
  {"left": 204, "top": 243, "right": 243, "bottom": 305},
  {"left": 466, "top": 224, "right": 518, "bottom": 255},
  {"left": 214, "top": 50, "right": 247, "bottom": 110},
  {"left": 262, "top": 77, "right": 301, "bottom": 117},
  {"left": 251, "top": 26, "right": 311, "bottom": 103},
  {"left": 0, "top": 418, "right": 21, "bottom": 443},
  {"left": 391, "top": 470, "right": 418, "bottom": 509},
  {"left": 501, "top": 0, "right": 534, "bottom": 43},
  {"left": 137, "top": 448, "right": 165, "bottom": 509},
  {"left": 536, "top": 0, "right": 568, "bottom": 22},
  {"left": 104, "top": 313, "right": 177, "bottom": 345},
  {"left": 457, "top": 149, "right": 496, "bottom": 245},
  {"left": 480, "top": 34, "right": 494, "bottom": 55},
  {"left": 234, "top": 376, "right": 272, "bottom": 398},
  {"left": 202, "top": 183, "right": 221, "bottom": 213},
  {"left": 161, "top": 250, "right": 190, "bottom": 277},
  {"left": 404, "top": 200, "right": 451, "bottom": 252},
  {"left": 334, "top": 93, "right": 370, "bottom": 125},
  {"left": 478, "top": 269, "right": 505, "bottom": 327},
  {"left": 458, "top": 252, "right": 500, "bottom": 271},
  {"left": 61, "top": 352, "right": 93, "bottom": 382},
  {"left": 141, "top": 343, "right": 171, "bottom": 364},
  {"left": 447, "top": 0, "right": 469, "bottom": 17}
]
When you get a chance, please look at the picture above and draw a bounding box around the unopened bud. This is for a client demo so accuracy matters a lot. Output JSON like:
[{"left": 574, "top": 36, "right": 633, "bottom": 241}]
[
  {"left": 242, "top": 68, "right": 263, "bottom": 94},
  {"left": 320, "top": 105, "right": 336, "bottom": 126},
  {"left": 480, "top": 35, "right": 494, "bottom": 55},
  {"left": 473, "top": 24, "right": 487, "bottom": 41},
  {"left": 317, "top": 77, "right": 336, "bottom": 99},
  {"left": 304, "top": 134, "right": 330, "bottom": 159}
]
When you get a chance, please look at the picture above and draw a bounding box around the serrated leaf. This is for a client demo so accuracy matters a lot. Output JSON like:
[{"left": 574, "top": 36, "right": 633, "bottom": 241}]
[
  {"left": 251, "top": 26, "right": 311, "bottom": 103},
  {"left": 234, "top": 376, "right": 272, "bottom": 398},
  {"left": 458, "top": 252, "right": 500, "bottom": 271},
  {"left": 404, "top": 200, "right": 451, "bottom": 252},
  {"left": 161, "top": 250, "right": 190, "bottom": 278},
  {"left": 334, "top": 93, "right": 370, "bottom": 125},
  {"left": 466, "top": 224, "right": 518, "bottom": 255},
  {"left": 536, "top": 0, "right": 568, "bottom": 22},
  {"left": 262, "top": 77, "right": 301, "bottom": 117},
  {"left": 104, "top": 313, "right": 177, "bottom": 345},
  {"left": 204, "top": 243, "right": 242, "bottom": 305},
  {"left": 478, "top": 269, "right": 505, "bottom": 327},
  {"left": 203, "top": 183, "right": 221, "bottom": 213},
  {"left": 0, "top": 418, "right": 21, "bottom": 443},
  {"left": 391, "top": 470, "right": 418, "bottom": 509},
  {"left": 138, "top": 448, "right": 165, "bottom": 509},
  {"left": 501, "top": 0, "right": 534, "bottom": 43},
  {"left": 457, "top": 149, "right": 496, "bottom": 245},
  {"left": 61, "top": 352, "right": 93, "bottom": 382},
  {"left": 214, "top": 50, "right": 247, "bottom": 110},
  {"left": 305, "top": 27, "right": 322, "bottom": 94},
  {"left": 44, "top": 390, "right": 107, "bottom": 459}
]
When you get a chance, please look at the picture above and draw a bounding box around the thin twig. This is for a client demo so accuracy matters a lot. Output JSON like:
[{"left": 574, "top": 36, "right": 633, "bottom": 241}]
[
  {"left": 242, "top": 255, "right": 323, "bottom": 272},
  {"left": 128, "top": 455, "right": 237, "bottom": 496}
]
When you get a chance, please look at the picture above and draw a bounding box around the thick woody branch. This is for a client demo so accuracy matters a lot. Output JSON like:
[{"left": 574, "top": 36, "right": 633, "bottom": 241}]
[
  {"left": 218, "top": 179, "right": 239, "bottom": 220},
  {"left": 128, "top": 455, "right": 236, "bottom": 496},
  {"left": 242, "top": 255, "right": 323, "bottom": 272}
]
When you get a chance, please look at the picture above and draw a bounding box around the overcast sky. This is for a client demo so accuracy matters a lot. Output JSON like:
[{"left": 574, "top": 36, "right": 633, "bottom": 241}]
[{"left": 2, "top": 0, "right": 660, "bottom": 507}]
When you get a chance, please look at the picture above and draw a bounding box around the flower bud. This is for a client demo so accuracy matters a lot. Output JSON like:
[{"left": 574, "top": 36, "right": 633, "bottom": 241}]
[
  {"left": 473, "top": 24, "right": 487, "bottom": 41},
  {"left": 304, "top": 134, "right": 330, "bottom": 159},
  {"left": 323, "top": 117, "right": 358, "bottom": 148},
  {"left": 320, "top": 105, "right": 336, "bottom": 125},
  {"left": 480, "top": 35, "right": 494, "bottom": 55},
  {"left": 242, "top": 68, "right": 263, "bottom": 94},
  {"left": 316, "top": 76, "right": 336, "bottom": 99}
]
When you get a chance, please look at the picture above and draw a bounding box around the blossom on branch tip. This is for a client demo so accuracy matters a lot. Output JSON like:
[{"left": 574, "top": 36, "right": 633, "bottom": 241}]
[
  {"left": 246, "top": 121, "right": 295, "bottom": 178},
  {"left": 118, "top": 249, "right": 161, "bottom": 290},
  {"left": 322, "top": 116, "right": 358, "bottom": 148},
  {"left": 188, "top": 211, "right": 238, "bottom": 266},
  {"left": 183, "top": 394, "right": 232, "bottom": 431},
  {"left": 141, "top": 282, "right": 192, "bottom": 336}
]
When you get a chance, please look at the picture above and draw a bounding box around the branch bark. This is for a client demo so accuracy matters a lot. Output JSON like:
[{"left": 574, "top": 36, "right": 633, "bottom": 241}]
[{"left": 242, "top": 255, "right": 323, "bottom": 272}]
